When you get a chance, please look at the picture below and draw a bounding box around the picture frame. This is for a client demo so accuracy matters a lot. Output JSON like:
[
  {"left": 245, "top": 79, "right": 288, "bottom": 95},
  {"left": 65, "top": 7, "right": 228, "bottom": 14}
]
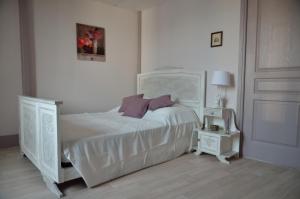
[
  {"left": 211, "top": 31, "right": 223, "bottom": 47},
  {"left": 76, "top": 23, "right": 105, "bottom": 62}
]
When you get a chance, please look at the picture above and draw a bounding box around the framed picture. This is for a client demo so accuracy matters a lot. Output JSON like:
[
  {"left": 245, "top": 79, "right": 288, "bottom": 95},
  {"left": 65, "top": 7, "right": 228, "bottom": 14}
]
[
  {"left": 211, "top": 31, "right": 223, "bottom": 47},
  {"left": 76, "top": 23, "right": 105, "bottom": 62}
]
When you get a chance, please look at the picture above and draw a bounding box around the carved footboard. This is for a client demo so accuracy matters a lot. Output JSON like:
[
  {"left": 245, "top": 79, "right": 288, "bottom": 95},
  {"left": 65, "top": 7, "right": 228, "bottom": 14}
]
[{"left": 19, "top": 96, "right": 63, "bottom": 184}]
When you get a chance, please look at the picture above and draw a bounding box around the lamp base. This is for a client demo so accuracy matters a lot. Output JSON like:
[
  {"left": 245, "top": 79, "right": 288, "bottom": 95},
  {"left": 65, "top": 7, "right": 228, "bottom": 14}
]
[
  {"left": 214, "top": 95, "right": 225, "bottom": 108},
  {"left": 213, "top": 95, "right": 220, "bottom": 108},
  {"left": 219, "top": 98, "right": 225, "bottom": 108}
]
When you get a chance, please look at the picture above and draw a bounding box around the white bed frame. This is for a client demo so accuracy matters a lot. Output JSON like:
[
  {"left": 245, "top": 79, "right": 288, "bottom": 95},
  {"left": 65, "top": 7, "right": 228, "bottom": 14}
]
[
  {"left": 19, "top": 70, "right": 206, "bottom": 198},
  {"left": 19, "top": 96, "right": 81, "bottom": 197},
  {"left": 137, "top": 70, "right": 206, "bottom": 118}
]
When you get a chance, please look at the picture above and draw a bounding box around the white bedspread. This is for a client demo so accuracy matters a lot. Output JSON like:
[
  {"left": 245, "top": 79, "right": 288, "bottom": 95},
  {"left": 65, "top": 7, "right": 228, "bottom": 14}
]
[{"left": 62, "top": 105, "right": 200, "bottom": 187}]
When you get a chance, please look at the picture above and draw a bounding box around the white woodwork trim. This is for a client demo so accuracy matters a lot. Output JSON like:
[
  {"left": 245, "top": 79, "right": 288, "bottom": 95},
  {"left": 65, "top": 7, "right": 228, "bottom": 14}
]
[
  {"left": 20, "top": 96, "right": 62, "bottom": 105},
  {"left": 236, "top": 0, "right": 248, "bottom": 130}
]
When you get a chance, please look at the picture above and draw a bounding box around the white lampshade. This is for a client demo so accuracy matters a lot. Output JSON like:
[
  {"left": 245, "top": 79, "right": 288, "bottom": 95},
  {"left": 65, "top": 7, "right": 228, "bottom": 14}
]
[{"left": 211, "top": 70, "right": 231, "bottom": 86}]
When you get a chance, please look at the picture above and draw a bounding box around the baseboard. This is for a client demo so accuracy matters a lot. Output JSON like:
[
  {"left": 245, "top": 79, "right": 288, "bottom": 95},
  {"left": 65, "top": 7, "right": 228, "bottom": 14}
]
[
  {"left": 243, "top": 155, "right": 298, "bottom": 170},
  {"left": 0, "top": 134, "right": 19, "bottom": 148}
]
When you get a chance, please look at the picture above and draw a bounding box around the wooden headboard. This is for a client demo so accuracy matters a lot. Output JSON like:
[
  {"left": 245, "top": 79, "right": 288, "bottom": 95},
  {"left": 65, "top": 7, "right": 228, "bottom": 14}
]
[{"left": 137, "top": 70, "right": 206, "bottom": 122}]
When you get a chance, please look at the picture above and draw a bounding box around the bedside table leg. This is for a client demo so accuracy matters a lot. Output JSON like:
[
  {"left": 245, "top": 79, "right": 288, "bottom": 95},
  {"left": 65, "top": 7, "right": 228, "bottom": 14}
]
[
  {"left": 194, "top": 150, "right": 203, "bottom": 156},
  {"left": 217, "top": 155, "right": 230, "bottom": 164}
]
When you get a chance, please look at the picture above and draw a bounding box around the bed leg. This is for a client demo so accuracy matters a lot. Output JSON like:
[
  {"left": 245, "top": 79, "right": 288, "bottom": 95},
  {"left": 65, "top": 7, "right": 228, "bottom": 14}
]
[
  {"left": 20, "top": 150, "right": 26, "bottom": 158},
  {"left": 42, "top": 175, "right": 64, "bottom": 198}
]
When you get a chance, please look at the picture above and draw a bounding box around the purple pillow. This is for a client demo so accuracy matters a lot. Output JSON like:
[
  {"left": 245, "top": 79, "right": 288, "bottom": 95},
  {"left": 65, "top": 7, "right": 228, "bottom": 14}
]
[
  {"left": 149, "top": 95, "right": 174, "bottom": 111},
  {"left": 118, "top": 94, "right": 144, "bottom": 112},
  {"left": 123, "top": 98, "right": 150, "bottom": 118}
]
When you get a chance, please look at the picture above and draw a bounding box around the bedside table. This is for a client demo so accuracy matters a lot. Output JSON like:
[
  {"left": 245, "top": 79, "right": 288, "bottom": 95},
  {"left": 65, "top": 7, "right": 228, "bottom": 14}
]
[
  {"left": 194, "top": 128, "right": 240, "bottom": 164},
  {"left": 194, "top": 107, "right": 241, "bottom": 164}
]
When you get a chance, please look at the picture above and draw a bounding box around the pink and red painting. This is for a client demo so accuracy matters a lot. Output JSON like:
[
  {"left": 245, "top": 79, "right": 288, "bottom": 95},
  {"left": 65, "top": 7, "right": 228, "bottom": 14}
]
[{"left": 76, "top": 23, "right": 105, "bottom": 62}]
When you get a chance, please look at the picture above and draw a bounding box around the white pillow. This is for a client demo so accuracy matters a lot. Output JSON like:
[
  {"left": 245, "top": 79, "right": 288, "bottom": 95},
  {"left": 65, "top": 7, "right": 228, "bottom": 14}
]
[
  {"left": 108, "top": 106, "right": 121, "bottom": 113},
  {"left": 143, "top": 104, "right": 200, "bottom": 125}
]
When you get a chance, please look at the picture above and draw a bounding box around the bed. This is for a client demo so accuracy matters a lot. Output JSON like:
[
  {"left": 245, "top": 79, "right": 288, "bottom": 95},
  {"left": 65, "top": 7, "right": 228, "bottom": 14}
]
[{"left": 19, "top": 70, "right": 206, "bottom": 198}]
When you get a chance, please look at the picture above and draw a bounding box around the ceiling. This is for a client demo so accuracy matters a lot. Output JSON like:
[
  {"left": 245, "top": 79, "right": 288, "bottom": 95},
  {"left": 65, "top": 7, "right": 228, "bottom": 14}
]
[{"left": 94, "top": 0, "right": 167, "bottom": 10}]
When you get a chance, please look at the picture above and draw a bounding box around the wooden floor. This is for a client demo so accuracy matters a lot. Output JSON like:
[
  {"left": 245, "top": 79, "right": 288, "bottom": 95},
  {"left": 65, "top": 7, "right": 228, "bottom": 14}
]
[{"left": 1, "top": 147, "right": 300, "bottom": 199}]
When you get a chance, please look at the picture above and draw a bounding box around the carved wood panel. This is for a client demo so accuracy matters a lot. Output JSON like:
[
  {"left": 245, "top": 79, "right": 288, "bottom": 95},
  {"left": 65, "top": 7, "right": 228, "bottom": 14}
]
[
  {"left": 255, "top": 0, "right": 300, "bottom": 71},
  {"left": 39, "top": 106, "right": 60, "bottom": 182},
  {"left": 139, "top": 75, "right": 201, "bottom": 101},
  {"left": 21, "top": 102, "right": 39, "bottom": 166},
  {"left": 252, "top": 100, "right": 299, "bottom": 147},
  {"left": 254, "top": 78, "right": 300, "bottom": 94},
  {"left": 137, "top": 70, "right": 206, "bottom": 121},
  {"left": 19, "top": 96, "right": 62, "bottom": 183}
]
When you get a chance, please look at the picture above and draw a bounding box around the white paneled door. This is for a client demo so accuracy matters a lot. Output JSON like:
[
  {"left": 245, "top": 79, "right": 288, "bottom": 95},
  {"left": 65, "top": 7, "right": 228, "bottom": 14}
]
[{"left": 243, "top": 0, "right": 300, "bottom": 168}]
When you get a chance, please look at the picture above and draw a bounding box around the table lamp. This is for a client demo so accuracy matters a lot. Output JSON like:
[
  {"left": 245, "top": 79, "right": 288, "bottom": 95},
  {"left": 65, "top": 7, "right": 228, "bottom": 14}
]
[{"left": 211, "top": 70, "right": 231, "bottom": 108}]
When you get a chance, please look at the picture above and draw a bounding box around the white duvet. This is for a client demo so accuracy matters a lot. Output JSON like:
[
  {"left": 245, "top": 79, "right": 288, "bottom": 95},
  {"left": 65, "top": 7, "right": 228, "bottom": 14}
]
[{"left": 61, "top": 105, "right": 200, "bottom": 187}]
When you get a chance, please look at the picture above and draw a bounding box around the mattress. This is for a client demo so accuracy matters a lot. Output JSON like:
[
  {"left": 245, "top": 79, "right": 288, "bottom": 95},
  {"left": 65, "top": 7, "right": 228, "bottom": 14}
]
[{"left": 60, "top": 105, "right": 200, "bottom": 187}]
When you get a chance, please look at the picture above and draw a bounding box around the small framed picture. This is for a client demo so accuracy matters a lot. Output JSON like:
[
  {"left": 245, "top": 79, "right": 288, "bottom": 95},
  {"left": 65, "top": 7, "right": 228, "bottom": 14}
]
[{"left": 211, "top": 31, "right": 223, "bottom": 47}]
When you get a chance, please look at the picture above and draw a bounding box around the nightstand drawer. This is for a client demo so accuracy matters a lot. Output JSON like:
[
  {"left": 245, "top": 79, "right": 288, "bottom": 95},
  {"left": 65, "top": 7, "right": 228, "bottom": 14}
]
[
  {"left": 204, "top": 108, "right": 223, "bottom": 117},
  {"left": 200, "top": 135, "right": 219, "bottom": 154}
]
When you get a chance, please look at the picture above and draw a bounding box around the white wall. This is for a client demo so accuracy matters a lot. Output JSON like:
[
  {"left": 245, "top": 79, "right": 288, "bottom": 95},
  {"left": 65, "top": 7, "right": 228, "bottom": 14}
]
[
  {"left": 32, "top": 0, "right": 139, "bottom": 114},
  {"left": 0, "top": 0, "right": 23, "bottom": 136},
  {"left": 141, "top": 0, "right": 241, "bottom": 109}
]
